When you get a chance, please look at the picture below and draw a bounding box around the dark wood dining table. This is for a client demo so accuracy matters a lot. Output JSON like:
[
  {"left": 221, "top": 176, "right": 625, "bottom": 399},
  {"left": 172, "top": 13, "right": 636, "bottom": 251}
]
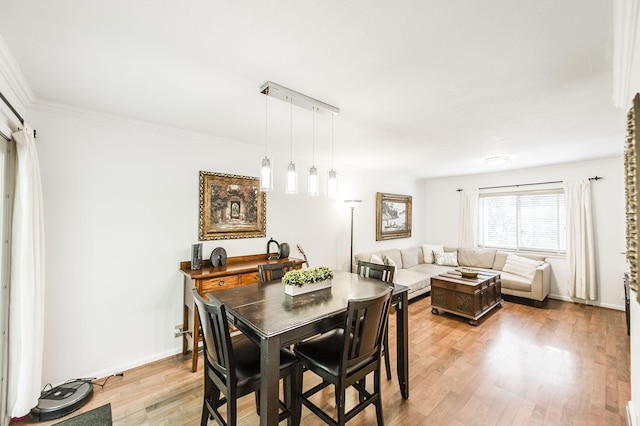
[{"left": 209, "top": 270, "right": 410, "bottom": 426}]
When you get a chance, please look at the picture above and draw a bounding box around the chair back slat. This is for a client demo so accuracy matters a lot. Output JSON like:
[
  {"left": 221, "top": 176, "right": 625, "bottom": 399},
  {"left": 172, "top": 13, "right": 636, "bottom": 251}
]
[
  {"left": 343, "top": 289, "right": 392, "bottom": 371},
  {"left": 356, "top": 260, "right": 395, "bottom": 283},
  {"left": 192, "top": 289, "right": 235, "bottom": 383},
  {"left": 258, "top": 261, "right": 296, "bottom": 284}
]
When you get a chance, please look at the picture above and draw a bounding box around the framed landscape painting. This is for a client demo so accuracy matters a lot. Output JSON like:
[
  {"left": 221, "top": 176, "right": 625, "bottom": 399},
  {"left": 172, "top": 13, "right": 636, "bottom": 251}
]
[
  {"left": 376, "top": 192, "right": 412, "bottom": 241},
  {"left": 199, "top": 171, "right": 266, "bottom": 240}
]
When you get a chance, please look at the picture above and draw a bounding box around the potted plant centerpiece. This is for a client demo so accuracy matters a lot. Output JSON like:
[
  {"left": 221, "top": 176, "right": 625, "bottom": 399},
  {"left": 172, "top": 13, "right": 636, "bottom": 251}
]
[{"left": 282, "top": 266, "right": 334, "bottom": 296}]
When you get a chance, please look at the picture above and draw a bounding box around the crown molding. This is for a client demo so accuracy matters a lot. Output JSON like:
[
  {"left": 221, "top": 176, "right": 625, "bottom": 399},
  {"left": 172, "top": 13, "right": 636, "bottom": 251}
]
[
  {"left": 613, "top": 0, "right": 640, "bottom": 109},
  {"left": 0, "top": 33, "right": 35, "bottom": 114}
]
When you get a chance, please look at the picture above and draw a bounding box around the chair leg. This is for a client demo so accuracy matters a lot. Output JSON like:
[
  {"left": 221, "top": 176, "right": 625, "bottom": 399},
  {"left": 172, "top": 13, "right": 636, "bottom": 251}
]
[
  {"left": 374, "top": 369, "right": 384, "bottom": 426},
  {"left": 337, "top": 386, "right": 347, "bottom": 426},
  {"left": 201, "top": 405, "right": 208, "bottom": 426},
  {"left": 254, "top": 390, "right": 260, "bottom": 415},
  {"left": 383, "top": 331, "right": 391, "bottom": 380}
]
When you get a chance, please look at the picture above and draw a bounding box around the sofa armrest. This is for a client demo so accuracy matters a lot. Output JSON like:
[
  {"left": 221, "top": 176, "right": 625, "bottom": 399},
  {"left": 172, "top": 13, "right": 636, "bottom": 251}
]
[{"left": 530, "top": 262, "right": 551, "bottom": 301}]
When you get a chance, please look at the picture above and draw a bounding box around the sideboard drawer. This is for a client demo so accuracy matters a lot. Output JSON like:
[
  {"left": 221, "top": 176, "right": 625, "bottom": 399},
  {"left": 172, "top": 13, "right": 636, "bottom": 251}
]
[
  {"left": 241, "top": 272, "right": 260, "bottom": 285},
  {"left": 201, "top": 275, "right": 241, "bottom": 293}
]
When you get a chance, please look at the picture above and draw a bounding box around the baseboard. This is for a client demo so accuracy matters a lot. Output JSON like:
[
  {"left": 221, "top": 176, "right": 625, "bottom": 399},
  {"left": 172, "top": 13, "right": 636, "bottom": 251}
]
[
  {"left": 548, "top": 294, "right": 625, "bottom": 311},
  {"left": 84, "top": 347, "right": 183, "bottom": 383},
  {"left": 628, "top": 401, "right": 637, "bottom": 426}
]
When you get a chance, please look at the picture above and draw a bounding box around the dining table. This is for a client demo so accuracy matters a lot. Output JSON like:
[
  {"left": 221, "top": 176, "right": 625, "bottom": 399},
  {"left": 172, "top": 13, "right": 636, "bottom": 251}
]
[{"left": 209, "top": 270, "right": 410, "bottom": 426}]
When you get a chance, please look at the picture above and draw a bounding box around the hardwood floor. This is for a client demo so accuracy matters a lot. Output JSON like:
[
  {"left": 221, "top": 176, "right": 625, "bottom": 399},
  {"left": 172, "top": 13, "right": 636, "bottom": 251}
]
[{"left": 12, "top": 295, "right": 630, "bottom": 425}]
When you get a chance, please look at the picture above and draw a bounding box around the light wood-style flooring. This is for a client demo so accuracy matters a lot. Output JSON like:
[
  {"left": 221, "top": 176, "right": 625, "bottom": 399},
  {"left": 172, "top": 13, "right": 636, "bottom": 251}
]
[{"left": 12, "top": 295, "right": 630, "bottom": 425}]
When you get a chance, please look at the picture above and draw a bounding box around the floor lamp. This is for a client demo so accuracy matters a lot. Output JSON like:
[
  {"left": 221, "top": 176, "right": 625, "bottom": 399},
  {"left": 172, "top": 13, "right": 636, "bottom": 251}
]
[{"left": 344, "top": 200, "right": 362, "bottom": 273}]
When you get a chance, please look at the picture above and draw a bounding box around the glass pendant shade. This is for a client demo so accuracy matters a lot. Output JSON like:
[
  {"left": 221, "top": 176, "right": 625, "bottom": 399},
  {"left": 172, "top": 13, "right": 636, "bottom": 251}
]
[
  {"left": 260, "top": 157, "right": 273, "bottom": 191},
  {"left": 286, "top": 161, "right": 298, "bottom": 194},
  {"left": 308, "top": 166, "right": 319, "bottom": 196},
  {"left": 327, "top": 169, "right": 338, "bottom": 198}
]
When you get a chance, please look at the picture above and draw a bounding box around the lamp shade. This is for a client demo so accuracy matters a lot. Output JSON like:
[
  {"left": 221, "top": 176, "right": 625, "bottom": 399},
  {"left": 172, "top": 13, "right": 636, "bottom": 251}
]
[
  {"left": 286, "top": 161, "right": 297, "bottom": 194},
  {"left": 327, "top": 169, "right": 338, "bottom": 198},
  {"left": 260, "top": 157, "right": 273, "bottom": 191},
  {"left": 308, "top": 166, "right": 319, "bottom": 196}
]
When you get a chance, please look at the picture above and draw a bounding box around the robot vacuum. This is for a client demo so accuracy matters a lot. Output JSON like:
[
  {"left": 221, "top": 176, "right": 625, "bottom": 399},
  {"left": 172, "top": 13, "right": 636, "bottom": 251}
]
[{"left": 29, "top": 379, "right": 93, "bottom": 422}]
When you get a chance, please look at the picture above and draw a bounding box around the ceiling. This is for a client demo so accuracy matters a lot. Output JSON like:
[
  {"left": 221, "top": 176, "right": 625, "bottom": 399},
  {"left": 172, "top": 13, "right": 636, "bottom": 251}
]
[{"left": 0, "top": 1, "right": 626, "bottom": 179}]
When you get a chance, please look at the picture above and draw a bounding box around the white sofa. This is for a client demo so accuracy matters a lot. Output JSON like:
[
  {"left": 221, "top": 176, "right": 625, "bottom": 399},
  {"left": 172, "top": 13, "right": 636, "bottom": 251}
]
[{"left": 354, "top": 246, "right": 552, "bottom": 306}]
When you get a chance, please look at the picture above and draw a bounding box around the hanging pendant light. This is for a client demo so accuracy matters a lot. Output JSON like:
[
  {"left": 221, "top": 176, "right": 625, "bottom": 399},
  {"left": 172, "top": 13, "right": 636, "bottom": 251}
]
[
  {"left": 327, "top": 113, "right": 338, "bottom": 198},
  {"left": 260, "top": 92, "right": 273, "bottom": 192},
  {"left": 308, "top": 106, "right": 319, "bottom": 196},
  {"left": 286, "top": 96, "right": 298, "bottom": 194}
]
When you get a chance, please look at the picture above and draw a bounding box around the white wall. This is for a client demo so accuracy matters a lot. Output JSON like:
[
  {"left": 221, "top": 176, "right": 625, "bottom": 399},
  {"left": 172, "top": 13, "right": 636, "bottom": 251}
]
[
  {"left": 423, "top": 158, "right": 626, "bottom": 310},
  {"left": 27, "top": 102, "right": 424, "bottom": 386}
]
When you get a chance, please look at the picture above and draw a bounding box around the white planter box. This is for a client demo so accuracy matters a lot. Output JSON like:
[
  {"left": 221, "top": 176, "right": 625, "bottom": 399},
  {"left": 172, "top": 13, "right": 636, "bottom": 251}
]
[{"left": 284, "top": 279, "right": 332, "bottom": 296}]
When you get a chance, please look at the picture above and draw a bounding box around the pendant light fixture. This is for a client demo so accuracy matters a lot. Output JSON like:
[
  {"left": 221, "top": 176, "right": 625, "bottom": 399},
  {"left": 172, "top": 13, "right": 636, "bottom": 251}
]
[
  {"left": 308, "top": 105, "right": 319, "bottom": 196},
  {"left": 327, "top": 113, "right": 338, "bottom": 198},
  {"left": 285, "top": 96, "right": 298, "bottom": 194},
  {"left": 260, "top": 91, "right": 273, "bottom": 192},
  {"left": 259, "top": 81, "right": 339, "bottom": 196}
]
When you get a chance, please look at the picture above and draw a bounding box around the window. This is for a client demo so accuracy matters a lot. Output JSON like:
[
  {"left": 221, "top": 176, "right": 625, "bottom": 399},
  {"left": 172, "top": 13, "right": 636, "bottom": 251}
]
[{"left": 477, "top": 189, "right": 565, "bottom": 253}]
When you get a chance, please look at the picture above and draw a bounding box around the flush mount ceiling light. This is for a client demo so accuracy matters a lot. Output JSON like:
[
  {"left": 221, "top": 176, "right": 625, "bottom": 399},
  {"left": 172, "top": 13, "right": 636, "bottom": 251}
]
[{"left": 484, "top": 156, "right": 509, "bottom": 165}]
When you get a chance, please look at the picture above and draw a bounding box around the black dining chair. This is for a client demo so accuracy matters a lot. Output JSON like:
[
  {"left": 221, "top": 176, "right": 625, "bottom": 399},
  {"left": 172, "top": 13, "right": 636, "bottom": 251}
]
[
  {"left": 258, "top": 261, "right": 297, "bottom": 284},
  {"left": 356, "top": 260, "right": 394, "bottom": 380},
  {"left": 294, "top": 288, "right": 393, "bottom": 426},
  {"left": 192, "top": 288, "right": 301, "bottom": 426}
]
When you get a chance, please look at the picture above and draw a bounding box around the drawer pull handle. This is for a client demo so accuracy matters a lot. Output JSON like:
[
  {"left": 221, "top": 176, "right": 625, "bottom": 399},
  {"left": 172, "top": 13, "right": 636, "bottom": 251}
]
[{"left": 218, "top": 280, "right": 225, "bottom": 286}]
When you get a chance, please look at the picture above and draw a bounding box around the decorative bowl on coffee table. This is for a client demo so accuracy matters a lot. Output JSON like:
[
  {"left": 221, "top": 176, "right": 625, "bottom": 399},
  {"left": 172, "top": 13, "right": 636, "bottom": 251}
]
[{"left": 459, "top": 268, "right": 478, "bottom": 279}]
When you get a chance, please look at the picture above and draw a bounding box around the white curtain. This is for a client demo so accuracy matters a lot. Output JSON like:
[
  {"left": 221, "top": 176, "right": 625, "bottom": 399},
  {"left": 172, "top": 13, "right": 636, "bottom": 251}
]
[
  {"left": 458, "top": 189, "right": 479, "bottom": 248},
  {"left": 7, "top": 126, "right": 45, "bottom": 418},
  {"left": 564, "top": 179, "right": 597, "bottom": 300}
]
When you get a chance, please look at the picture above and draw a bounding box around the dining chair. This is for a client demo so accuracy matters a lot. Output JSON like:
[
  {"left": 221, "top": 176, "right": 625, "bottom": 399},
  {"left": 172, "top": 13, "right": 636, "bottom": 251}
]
[
  {"left": 294, "top": 288, "right": 392, "bottom": 426},
  {"left": 356, "top": 260, "right": 394, "bottom": 380},
  {"left": 192, "top": 288, "right": 301, "bottom": 426},
  {"left": 258, "top": 260, "right": 297, "bottom": 284},
  {"left": 356, "top": 260, "right": 395, "bottom": 283}
]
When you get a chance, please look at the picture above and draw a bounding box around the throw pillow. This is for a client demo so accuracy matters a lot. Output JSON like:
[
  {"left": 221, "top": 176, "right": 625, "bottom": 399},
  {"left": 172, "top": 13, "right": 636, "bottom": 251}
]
[
  {"left": 434, "top": 250, "right": 458, "bottom": 267},
  {"left": 422, "top": 244, "right": 444, "bottom": 264},
  {"left": 370, "top": 254, "right": 384, "bottom": 265},
  {"left": 502, "top": 254, "right": 544, "bottom": 280},
  {"left": 383, "top": 255, "right": 397, "bottom": 269}
]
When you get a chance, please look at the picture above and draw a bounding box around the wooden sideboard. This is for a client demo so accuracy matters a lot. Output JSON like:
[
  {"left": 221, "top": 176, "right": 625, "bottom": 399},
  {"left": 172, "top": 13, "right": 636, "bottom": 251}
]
[{"left": 179, "top": 253, "right": 304, "bottom": 372}]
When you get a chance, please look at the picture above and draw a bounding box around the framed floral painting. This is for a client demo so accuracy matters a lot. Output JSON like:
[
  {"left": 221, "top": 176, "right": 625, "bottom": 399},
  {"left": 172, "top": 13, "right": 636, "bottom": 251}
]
[{"left": 198, "top": 171, "right": 266, "bottom": 240}]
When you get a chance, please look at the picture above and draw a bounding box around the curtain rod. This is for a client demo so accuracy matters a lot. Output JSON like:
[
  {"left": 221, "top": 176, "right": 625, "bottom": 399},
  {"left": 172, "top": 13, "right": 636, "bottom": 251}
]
[
  {"left": 0, "top": 90, "right": 24, "bottom": 125},
  {"left": 455, "top": 176, "right": 603, "bottom": 192},
  {"left": 0, "top": 90, "right": 36, "bottom": 138}
]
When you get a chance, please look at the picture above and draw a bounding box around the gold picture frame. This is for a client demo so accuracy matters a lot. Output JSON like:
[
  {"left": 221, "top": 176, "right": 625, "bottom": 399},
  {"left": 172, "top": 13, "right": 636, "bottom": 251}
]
[
  {"left": 376, "top": 192, "right": 412, "bottom": 241},
  {"left": 198, "top": 171, "right": 266, "bottom": 240},
  {"left": 625, "top": 93, "right": 640, "bottom": 303}
]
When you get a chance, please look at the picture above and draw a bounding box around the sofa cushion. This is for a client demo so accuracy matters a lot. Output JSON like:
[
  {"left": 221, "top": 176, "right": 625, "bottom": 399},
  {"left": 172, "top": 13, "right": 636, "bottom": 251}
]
[
  {"left": 502, "top": 254, "right": 543, "bottom": 280},
  {"left": 394, "top": 269, "right": 431, "bottom": 294},
  {"left": 422, "top": 244, "right": 443, "bottom": 264},
  {"left": 370, "top": 254, "right": 384, "bottom": 265},
  {"left": 493, "top": 250, "right": 546, "bottom": 271},
  {"left": 434, "top": 250, "right": 459, "bottom": 267},
  {"left": 355, "top": 251, "right": 381, "bottom": 266},
  {"left": 401, "top": 247, "right": 420, "bottom": 268},
  {"left": 408, "top": 263, "right": 451, "bottom": 276},
  {"left": 457, "top": 248, "right": 497, "bottom": 269},
  {"left": 380, "top": 249, "right": 402, "bottom": 270}
]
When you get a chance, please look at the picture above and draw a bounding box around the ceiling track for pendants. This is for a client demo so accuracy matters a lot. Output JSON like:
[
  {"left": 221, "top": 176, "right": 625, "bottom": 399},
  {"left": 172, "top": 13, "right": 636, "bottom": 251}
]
[{"left": 260, "top": 81, "right": 340, "bottom": 116}]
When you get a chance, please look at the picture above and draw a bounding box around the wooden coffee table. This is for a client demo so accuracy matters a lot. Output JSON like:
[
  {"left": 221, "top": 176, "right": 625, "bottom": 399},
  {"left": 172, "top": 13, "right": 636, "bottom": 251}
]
[{"left": 431, "top": 269, "right": 502, "bottom": 325}]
